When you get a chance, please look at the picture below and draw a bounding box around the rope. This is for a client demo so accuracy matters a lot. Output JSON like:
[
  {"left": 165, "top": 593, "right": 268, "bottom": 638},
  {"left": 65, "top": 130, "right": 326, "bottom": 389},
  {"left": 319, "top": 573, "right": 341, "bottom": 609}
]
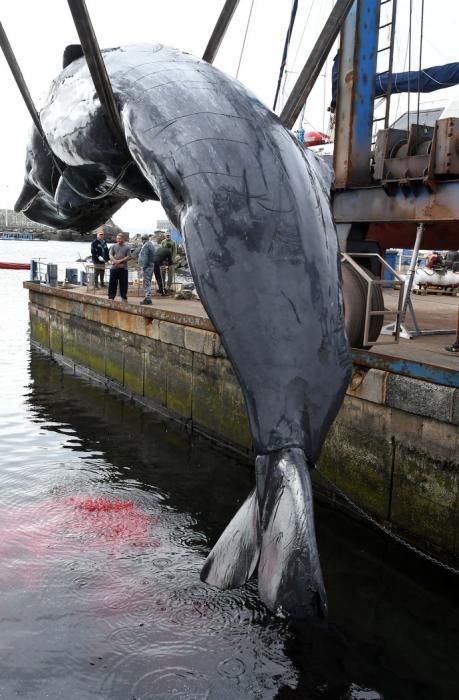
[
  {"left": 407, "top": 0, "right": 413, "bottom": 137},
  {"left": 272, "top": 0, "right": 299, "bottom": 111},
  {"left": 52, "top": 156, "right": 135, "bottom": 202},
  {"left": 416, "top": 0, "right": 425, "bottom": 126},
  {"left": 393, "top": 29, "right": 410, "bottom": 124},
  {"left": 235, "top": 0, "right": 256, "bottom": 79},
  {"left": 316, "top": 469, "right": 459, "bottom": 576},
  {"left": 30, "top": 120, "right": 135, "bottom": 204},
  {"left": 291, "top": 0, "right": 318, "bottom": 69}
]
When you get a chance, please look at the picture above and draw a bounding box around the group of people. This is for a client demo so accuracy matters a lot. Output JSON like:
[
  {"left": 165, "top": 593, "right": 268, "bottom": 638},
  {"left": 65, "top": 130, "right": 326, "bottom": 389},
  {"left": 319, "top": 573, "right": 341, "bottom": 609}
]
[
  {"left": 137, "top": 233, "right": 174, "bottom": 304},
  {"left": 90, "top": 227, "right": 176, "bottom": 304}
]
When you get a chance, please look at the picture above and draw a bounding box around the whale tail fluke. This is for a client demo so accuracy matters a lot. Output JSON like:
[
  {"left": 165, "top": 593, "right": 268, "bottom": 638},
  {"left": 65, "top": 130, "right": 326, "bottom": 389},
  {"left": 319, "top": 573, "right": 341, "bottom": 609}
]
[
  {"left": 200, "top": 447, "right": 327, "bottom": 620},
  {"left": 200, "top": 488, "right": 260, "bottom": 590},
  {"left": 257, "top": 448, "right": 328, "bottom": 619}
]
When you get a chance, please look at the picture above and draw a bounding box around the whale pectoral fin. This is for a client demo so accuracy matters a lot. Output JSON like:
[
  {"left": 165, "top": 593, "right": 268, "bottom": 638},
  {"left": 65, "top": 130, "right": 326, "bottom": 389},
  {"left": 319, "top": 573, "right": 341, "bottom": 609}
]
[
  {"left": 258, "top": 448, "right": 327, "bottom": 620},
  {"left": 55, "top": 166, "right": 107, "bottom": 210},
  {"left": 14, "top": 180, "right": 39, "bottom": 212},
  {"left": 200, "top": 489, "right": 260, "bottom": 590}
]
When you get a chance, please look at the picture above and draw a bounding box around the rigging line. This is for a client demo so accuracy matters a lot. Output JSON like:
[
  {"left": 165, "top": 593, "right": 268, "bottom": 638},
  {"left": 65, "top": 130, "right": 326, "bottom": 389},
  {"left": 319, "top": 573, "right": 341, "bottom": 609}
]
[
  {"left": 302, "top": 116, "right": 329, "bottom": 136},
  {"left": 410, "top": 8, "right": 450, "bottom": 62},
  {"left": 53, "top": 158, "right": 135, "bottom": 202},
  {"left": 299, "top": 102, "right": 307, "bottom": 129},
  {"left": 407, "top": 0, "right": 413, "bottom": 137},
  {"left": 416, "top": 0, "right": 425, "bottom": 126},
  {"left": 322, "top": 0, "right": 335, "bottom": 133},
  {"left": 393, "top": 30, "right": 410, "bottom": 123},
  {"left": 235, "top": 0, "right": 255, "bottom": 79},
  {"left": 273, "top": 0, "right": 299, "bottom": 111},
  {"left": 291, "top": 0, "right": 318, "bottom": 70}
]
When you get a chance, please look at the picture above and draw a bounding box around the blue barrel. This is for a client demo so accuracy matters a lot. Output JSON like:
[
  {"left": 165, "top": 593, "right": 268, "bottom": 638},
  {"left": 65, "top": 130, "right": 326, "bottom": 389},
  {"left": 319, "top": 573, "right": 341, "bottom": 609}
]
[
  {"left": 383, "top": 249, "right": 398, "bottom": 287},
  {"left": 80, "top": 271, "right": 88, "bottom": 286},
  {"left": 65, "top": 268, "right": 78, "bottom": 284}
]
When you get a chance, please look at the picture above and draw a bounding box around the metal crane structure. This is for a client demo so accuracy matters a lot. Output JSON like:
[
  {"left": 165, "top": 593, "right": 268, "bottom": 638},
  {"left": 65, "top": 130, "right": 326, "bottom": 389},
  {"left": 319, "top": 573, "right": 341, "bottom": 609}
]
[
  {"left": 203, "top": 1, "right": 459, "bottom": 231},
  {"left": 332, "top": 0, "right": 459, "bottom": 240},
  {"left": 202, "top": 0, "right": 459, "bottom": 348}
]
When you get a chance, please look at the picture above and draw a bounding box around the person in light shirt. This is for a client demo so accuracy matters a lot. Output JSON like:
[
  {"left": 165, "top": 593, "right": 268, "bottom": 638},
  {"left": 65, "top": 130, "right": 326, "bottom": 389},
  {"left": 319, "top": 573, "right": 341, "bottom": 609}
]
[{"left": 108, "top": 233, "right": 131, "bottom": 302}]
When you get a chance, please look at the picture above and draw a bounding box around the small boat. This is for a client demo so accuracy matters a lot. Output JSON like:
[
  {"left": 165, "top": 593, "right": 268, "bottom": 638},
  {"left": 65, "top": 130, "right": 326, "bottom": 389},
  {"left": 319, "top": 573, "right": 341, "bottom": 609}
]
[
  {"left": 0, "top": 232, "right": 34, "bottom": 241},
  {"left": 0, "top": 261, "right": 31, "bottom": 270}
]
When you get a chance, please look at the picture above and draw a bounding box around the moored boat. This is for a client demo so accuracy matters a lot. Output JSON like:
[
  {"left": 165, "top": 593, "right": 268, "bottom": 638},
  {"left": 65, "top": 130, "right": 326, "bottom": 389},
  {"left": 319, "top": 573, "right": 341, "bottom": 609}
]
[{"left": 0, "top": 261, "right": 31, "bottom": 270}]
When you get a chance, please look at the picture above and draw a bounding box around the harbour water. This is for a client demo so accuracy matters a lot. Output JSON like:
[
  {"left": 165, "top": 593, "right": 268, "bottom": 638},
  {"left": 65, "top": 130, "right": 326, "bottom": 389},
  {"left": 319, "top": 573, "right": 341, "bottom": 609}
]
[{"left": 1, "top": 240, "right": 458, "bottom": 699}]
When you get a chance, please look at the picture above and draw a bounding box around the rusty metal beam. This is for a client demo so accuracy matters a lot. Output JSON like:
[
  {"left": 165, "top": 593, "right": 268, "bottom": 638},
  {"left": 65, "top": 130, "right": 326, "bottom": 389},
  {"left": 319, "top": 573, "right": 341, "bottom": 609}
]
[
  {"left": 279, "top": 0, "right": 355, "bottom": 128},
  {"left": 0, "top": 22, "right": 46, "bottom": 140},
  {"left": 202, "top": 0, "right": 240, "bottom": 64},
  {"left": 66, "top": 0, "right": 127, "bottom": 151},
  {"left": 333, "top": 180, "right": 459, "bottom": 223},
  {"left": 333, "top": 0, "right": 381, "bottom": 187}
]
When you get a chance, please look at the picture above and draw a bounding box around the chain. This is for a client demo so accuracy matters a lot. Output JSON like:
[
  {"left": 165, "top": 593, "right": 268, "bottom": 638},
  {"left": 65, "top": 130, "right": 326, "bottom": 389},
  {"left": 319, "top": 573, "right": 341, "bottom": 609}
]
[{"left": 316, "top": 469, "right": 459, "bottom": 576}]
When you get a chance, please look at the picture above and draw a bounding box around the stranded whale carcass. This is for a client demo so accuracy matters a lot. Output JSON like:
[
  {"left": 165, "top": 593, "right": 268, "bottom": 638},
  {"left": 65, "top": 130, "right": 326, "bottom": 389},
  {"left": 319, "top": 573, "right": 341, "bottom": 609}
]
[{"left": 16, "top": 43, "right": 352, "bottom": 619}]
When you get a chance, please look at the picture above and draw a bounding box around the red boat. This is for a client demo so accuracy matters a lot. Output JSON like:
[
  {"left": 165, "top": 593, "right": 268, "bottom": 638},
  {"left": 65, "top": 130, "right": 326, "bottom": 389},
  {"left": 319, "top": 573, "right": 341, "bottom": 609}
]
[{"left": 0, "top": 261, "right": 31, "bottom": 270}]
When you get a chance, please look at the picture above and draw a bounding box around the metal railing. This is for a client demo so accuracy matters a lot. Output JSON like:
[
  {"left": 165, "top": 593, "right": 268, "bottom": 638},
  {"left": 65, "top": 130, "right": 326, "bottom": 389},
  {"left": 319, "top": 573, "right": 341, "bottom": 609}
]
[{"left": 31, "top": 259, "right": 182, "bottom": 298}]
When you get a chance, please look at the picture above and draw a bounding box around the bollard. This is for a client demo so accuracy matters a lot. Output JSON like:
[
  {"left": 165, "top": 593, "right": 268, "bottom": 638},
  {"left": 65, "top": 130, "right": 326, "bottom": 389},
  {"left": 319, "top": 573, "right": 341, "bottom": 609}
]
[
  {"left": 30, "top": 259, "right": 38, "bottom": 282},
  {"left": 65, "top": 268, "right": 78, "bottom": 284},
  {"left": 46, "top": 263, "right": 58, "bottom": 287}
]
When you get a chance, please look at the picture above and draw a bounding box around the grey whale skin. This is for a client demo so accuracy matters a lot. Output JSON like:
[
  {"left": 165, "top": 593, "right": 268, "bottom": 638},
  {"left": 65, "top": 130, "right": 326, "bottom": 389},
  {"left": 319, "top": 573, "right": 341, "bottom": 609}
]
[{"left": 16, "top": 44, "right": 352, "bottom": 619}]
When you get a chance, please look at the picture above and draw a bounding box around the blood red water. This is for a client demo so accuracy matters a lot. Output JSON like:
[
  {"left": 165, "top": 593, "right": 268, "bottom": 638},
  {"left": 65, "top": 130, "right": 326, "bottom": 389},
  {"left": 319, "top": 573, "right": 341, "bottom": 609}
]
[{"left": 0, "top": 495, "right": 160, "bottom": 589}]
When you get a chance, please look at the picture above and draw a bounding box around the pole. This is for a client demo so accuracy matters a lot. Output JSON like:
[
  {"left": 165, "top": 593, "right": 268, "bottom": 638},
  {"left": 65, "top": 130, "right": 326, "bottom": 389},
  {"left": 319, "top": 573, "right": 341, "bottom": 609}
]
[
  {"left": 0, "top": 22, "right": 47, "bottom": 140},
  {"left": 400, "top": 222, "right": 424, "bottom": 325},
  {"left": 66, "top": 0, "right": 128, "bottom": 151},
  {"left": 203, "top": 0, "right": 240, "bottom": 64},
  {"left": 382, "top": 222, "right": 455, "bottom": 339},
  {"left": 279, "top": 0, "right": 355, "bottom": 128}
]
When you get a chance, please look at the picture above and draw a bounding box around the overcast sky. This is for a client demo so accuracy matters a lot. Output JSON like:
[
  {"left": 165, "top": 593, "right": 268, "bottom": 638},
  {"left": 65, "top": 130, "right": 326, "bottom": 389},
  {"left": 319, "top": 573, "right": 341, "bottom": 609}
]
[{"left": 0, "top": 0, "right": 457, "bottom": 233}]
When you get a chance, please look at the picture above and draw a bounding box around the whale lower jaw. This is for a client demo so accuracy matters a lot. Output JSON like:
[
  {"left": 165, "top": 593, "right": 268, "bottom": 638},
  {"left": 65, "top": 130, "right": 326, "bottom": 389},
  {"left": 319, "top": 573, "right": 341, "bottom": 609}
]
[{"left": 200, "top": 447, "right": 327, "bottom": 620}]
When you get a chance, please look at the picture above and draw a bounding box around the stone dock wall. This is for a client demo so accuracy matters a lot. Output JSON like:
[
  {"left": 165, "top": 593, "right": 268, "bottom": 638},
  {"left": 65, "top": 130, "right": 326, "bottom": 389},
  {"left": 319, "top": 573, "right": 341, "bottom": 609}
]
[{"left": 26, "top": 283, "right": 459, "bottom": 560}]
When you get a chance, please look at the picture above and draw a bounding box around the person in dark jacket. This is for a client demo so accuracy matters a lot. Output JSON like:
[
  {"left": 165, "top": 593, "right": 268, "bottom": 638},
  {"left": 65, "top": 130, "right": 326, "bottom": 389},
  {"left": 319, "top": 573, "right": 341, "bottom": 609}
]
[
  {"left": 90, "top": 227, "right": 110, "bottom": 288},
  {"left": 153, "top": 246, "right": 172, "bottom": 296}
]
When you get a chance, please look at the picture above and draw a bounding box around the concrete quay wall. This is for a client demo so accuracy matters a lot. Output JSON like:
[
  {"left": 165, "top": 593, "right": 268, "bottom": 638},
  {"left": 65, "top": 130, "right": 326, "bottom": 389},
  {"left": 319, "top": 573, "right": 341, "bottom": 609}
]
[{"left": 26, "top": 283, "right": 459, "bottom": 560}]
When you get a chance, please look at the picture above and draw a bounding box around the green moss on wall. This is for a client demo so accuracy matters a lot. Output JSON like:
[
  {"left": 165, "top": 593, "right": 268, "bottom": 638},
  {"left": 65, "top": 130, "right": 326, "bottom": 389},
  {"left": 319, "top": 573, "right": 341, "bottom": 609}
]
[
  {"left": 30, "top": 315, "right": 50, "bottom": 347},
  {"left": 391, "top": 444, "right": 458, "bottom": 550},
  {"left": 319, "top": 420, "right": 393, "bottom": 519},
  {"left": 166, "top": 344, "right": 193, "bottom": 418},
  {"left": 144, "top": 339, "right": 167, "bottom": 405},
  {"left": 49, "top": 314, "right": 63, "bottom": 354}
]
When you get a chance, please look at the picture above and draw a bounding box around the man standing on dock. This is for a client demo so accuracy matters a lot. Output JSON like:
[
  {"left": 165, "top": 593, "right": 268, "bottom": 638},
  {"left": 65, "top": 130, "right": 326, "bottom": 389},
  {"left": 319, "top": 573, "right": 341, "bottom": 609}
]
[
  {"left": 90, "top": 227, "right": 109, "bottom": 288},
  {"left": 108, "top": 233, "right": 131, "bottom": 302},
  {"left": 138, "top": 233, "right": 156, "bottom": 305},
  {"left": 161, "top": 232, "right": 177, "bottom": 292},
  {"left": 153, "top": 246, "right": 172, "bottom": 297}
]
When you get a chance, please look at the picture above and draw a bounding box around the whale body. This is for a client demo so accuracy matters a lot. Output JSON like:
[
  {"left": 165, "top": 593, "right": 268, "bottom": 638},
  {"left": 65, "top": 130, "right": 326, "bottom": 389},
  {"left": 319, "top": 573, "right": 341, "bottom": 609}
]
[{"left": 16, "top": 43, "right": 352, "bottom": 619}]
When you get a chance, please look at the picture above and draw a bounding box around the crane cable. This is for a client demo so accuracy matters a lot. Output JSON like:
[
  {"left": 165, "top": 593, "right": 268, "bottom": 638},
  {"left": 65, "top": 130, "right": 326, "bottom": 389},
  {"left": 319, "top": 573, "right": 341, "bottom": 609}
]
[
  {"left": 407, "top": 0, "right": 413, "bottom": 136},
  {"left": 416, "top": 0, "right": 425, "bottom": 127},
  {"left": 272, "top": 0, "right": 299, "bottom": 111},
  {"left": 235, "top": 0, "right": 256, "bottom": 79}
]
